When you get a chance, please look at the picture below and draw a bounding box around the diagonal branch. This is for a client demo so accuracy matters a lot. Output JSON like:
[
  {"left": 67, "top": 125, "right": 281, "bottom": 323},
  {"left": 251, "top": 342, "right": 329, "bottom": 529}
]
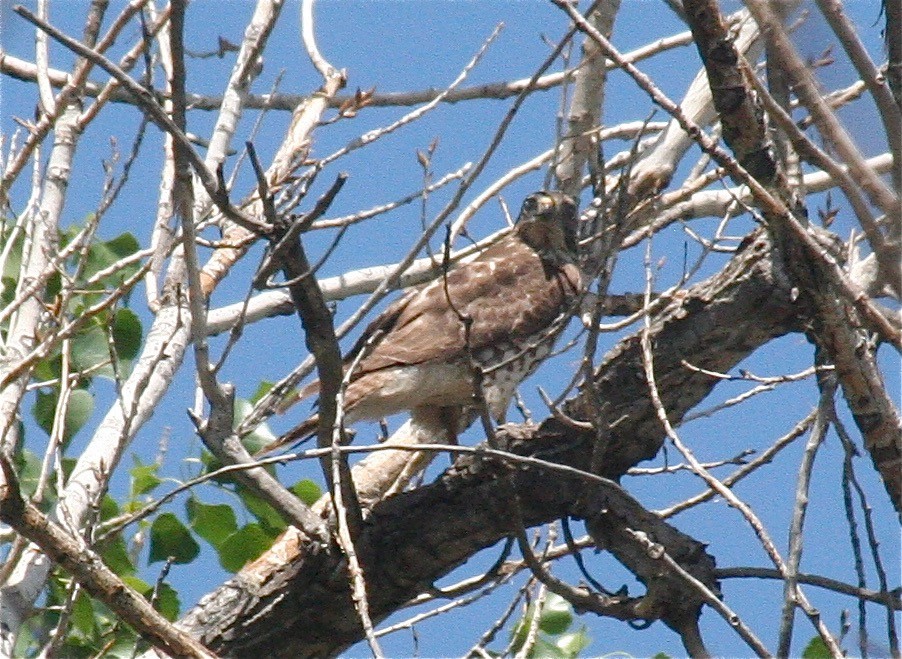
[
  {"left": 178, "top": 230, "right": 806, "bottom": 656},
  {"left": 679, "top": 0, "right": 902, "bottom": 514},
  {"left": 0, "top": 458, "right": 215, "bottom": 659}
]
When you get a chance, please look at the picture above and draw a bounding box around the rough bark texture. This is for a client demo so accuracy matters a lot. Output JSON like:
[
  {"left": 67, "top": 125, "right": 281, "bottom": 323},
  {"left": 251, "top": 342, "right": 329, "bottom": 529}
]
[
  {"left": 808, "top": 290, "right": 902, "bottom": 511},
  {"left": 177, "top": 231, "right": 805, "bottom": 657},
  {"left": 564, "top": 231, "right": 799, "bottom": 477},
  {"left": 682, "top": 0, "right": 776, "bottom": 185},
  {"left": 887, "top": 0, "right": 902, "bottom": 109},
  {"left": 682, "top": 0, "right": 901, "bottom": 513}
]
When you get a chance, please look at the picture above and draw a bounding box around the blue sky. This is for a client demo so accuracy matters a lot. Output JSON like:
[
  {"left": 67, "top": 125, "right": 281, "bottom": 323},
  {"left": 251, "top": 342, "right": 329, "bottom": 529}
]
[{"left": 1, "top": 0, "right": 899, "bottom": 656}]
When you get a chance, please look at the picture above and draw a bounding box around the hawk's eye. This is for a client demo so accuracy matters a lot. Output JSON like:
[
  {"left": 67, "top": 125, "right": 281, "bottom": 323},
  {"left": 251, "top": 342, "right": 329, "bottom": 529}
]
[{"left": 522, "top": 193, "right": 552, "bottom": 217}]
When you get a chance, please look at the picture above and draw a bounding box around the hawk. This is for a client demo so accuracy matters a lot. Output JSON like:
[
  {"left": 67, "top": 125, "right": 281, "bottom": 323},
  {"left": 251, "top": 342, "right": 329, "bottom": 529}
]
[{"left": 261, "top": 191, "right": 582, "bottom": 453}]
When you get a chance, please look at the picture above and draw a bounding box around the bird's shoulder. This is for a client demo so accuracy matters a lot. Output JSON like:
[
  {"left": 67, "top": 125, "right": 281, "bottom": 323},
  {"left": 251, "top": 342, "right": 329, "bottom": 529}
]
[{"left": 347, "top": 234, "right": 579, "bottom": 372}]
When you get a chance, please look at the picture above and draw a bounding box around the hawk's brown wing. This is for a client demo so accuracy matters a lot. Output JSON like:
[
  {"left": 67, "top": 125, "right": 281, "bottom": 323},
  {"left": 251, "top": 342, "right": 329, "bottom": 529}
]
[
  {"left": 351, "top": 236, "right": 581, "bottom": 377},
  {"left": 264, "top": 223, "right": 580, "bottom": 453}
]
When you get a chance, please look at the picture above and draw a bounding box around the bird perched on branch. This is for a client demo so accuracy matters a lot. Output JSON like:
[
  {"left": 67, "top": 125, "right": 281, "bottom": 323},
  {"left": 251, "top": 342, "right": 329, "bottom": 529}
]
[{"left": 260, "top": 191, "right": 582, "bottom": 454}]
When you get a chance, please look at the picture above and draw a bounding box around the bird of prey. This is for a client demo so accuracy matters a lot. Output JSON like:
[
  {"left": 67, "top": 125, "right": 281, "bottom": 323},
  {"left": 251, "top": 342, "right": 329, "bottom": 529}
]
[{"left": 260, "top": 190, "right": 582, "bottom": 454}]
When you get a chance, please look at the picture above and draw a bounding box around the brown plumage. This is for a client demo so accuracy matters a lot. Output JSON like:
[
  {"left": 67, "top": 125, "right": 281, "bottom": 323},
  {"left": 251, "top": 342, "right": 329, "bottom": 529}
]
[{"left": 260, "top": 191, "right": 582, "bottom": 454}]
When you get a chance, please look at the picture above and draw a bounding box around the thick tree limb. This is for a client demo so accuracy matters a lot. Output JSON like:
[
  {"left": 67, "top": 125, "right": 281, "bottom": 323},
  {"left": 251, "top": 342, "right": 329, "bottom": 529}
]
[
  {"left": 177, "top": 232, "right": 804, "bottom": 656},
  {"left": 552, "top": 0, "right": 618, "bottom": 198}
]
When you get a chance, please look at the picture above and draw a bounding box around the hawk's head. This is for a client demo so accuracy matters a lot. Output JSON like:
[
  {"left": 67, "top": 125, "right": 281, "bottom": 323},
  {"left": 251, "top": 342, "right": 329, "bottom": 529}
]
[{"left": 515, "top": 191, "right": 579, "bottom": 263}]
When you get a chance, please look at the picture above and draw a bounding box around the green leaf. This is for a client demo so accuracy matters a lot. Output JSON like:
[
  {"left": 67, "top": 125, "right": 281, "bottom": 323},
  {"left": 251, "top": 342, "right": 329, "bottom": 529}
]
[
  {"left": 33, "top": 390, "right": 57, "bottom": 437},
  {"left": 530, "top": 637, "right": 568, "bottom": 658},
  {"left": 554, "top": 627, "right": 591, "bottom": 658},
  {"left": 539, "top": 593, "right": 573, "bottom": 635},
  {"left": 71, "top": 319, "right": 112, "bottom": 375},
  {"left": 0, "top": 277, "right": 15, "bottom": 315},
  {"left": 802, "top": 636, "right": 832, "bottom": 659},
  {"left": 100, "top": 534, "right": 134, "bottom": 577},
  {"left": 93, "top": 634, "right": 139, "bottom": 659},
  {"left": 45, "top": 569, "right": 70, "bottom": 608},
  {"left": 512, "top": 594, "right": 580, "bottom": 657},
  {"left": 511, "top": 615, "right": 538, "bottom": 654},
  {"left": 0, "top": 227, "right": 22, "bottom": 319},
  {"left": 11, "top": 620, "right": 38, "bottom": 659},
  {"left": 130, "top": 457, "right": 162, "bottom": 497},
  {"left": 82, "top": 232, "right": 140, "bottom": 285},
  {"left": 199, "top": 449, "right": 224, "bottom": 478},
  {"left": 218, "top": 523, "right": 274, "bottom": 573},
  {"left": 148, "top": 513, "right": 199, "bottom": 565},
  {"left": 100, "top": 494, "right": 120, "bottom": 520},
  {"left": 233, "top": 398, "right": 277, "bottom": 455},
  {"left": 111, "top": 308, "right": 142, "bottom": 360},
  {"left": 46, "top": 270, "right": 62, "bottom": 300},
  {"left": 1, "top": 227, "right": 23, "bottom": 280},
  {"left": 52, "top": 309, "right": 139, "bottom": 382},
  {"left": 186, "top": 497, "right": 238, "bottom": 549},
  {"left": 14, "top": 449, "right": 43, "bottom": 500},
  {"left": 237, "top": 484, "right": 287, "bottom": 534},
  {"left": 32, "top": 388, "right": 94, "bottom": 442},
  {"left": 251, "top": 380, "right": 275, "bottom": 404},
  {"left": 69, "top": 590, "right": 97, "bottom": 636},
  {"left": 62, "top": 389, "right": 94, "bottom": 440},
  {"left": 151, "top": 582, "right": 180, "bottom": 621},
  {"left": 61, "top": 456, "right": 77, "bottom": 479},
  {"left": 32, "top": 350, "right": 62, "bottom": 383},
  {"left": 122, "top": 574, "right": 151, "bottom": 595},
  {"left": 289, "top": 479, "right": 322, "bottom": 506}
]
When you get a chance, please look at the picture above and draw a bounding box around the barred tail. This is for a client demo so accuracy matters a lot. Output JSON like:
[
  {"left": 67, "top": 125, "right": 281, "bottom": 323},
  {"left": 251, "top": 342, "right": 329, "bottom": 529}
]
[
  {"left": 274, "top": 378, "right": 321, "bottom": 415},
  {"left": 256, "top": 413, "right": 320, "bottom": 456}
]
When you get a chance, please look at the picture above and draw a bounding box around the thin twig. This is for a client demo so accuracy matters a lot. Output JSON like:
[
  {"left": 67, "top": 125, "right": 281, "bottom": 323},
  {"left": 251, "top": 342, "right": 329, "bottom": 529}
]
[
  {"left": 626, "top": 529, "right": 770, "bottom": 657},
  {"left": 12, "top": 4, "right": 269, "bottom": 235},
  {"left": 777, "top": 372, "right": 834, "bottom": 657},
  {"left": 318, "top": 23, "right": 504, "bottom": 168},
  {"left": 555, "top": 0, "right": 900, "bottom": 349},
  {"left": 634, "top": 233, "right": 843, "bottom": 656}
]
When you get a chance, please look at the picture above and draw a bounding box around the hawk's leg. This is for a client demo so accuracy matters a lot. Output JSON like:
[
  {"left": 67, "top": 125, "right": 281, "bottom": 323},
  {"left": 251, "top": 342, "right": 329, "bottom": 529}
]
[
  {"left": 410, "top": 406, "right": 464, "bottom": 468},
  {"left": 436, "top": 406, "right": 463, "bottom": 447}
]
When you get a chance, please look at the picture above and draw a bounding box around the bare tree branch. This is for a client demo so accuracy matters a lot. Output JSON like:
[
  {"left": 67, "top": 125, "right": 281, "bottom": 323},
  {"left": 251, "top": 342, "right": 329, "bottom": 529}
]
[{"left": 0, "top": 458, "right": 215, "bottom": 659}]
